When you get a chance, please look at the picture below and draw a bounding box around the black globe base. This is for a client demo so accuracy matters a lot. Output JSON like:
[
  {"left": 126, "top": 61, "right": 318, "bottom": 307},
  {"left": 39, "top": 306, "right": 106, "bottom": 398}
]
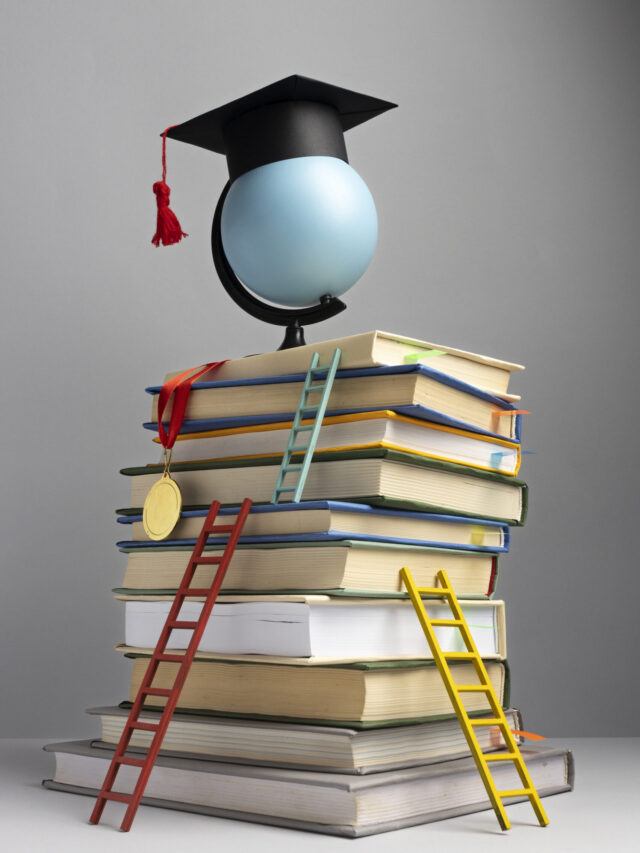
[
  {"left": 279, "top": 320, "right": 306, "bottom": 350},
  {"left": 212, "top": 182, "right": 347, "bottom": 350}
]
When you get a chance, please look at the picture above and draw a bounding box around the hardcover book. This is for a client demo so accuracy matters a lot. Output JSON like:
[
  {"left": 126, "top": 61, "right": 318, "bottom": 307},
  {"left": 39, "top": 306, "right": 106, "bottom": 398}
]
[
  {"left": 122, "top": 449, "right": 528, "bottom": 525},
  {"left": 117, "top": 500, "right": 510, "bottom": 552},
  {"left": 146, "top": 364, "right": 524, "bottom": 442},
  {"left": 43, "top": 741, "right": 572, "bottom": 837},
  {"left": 158, "top": 330, "right": 525, "bottom": 399},
  {"left": 115, "top": 539, "right": 500, "bottom": 598},
  {"left": 122, "top": 656, "right": 510, "bottom": 727},
  {"left": 86, "top": 706, "right": 524, "bottom": 774},
  {"left": 155, "top": 410, "right": 522, "bottom": 475},
  {"left": 119, "top": 596, "right": 506, "bottom": 661}
]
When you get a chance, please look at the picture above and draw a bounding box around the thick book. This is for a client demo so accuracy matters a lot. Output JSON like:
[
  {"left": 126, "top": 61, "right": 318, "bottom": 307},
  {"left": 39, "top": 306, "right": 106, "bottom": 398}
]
[
  {"left": 117, "top": 500, "right": 510, "bottom": 553},
  {"left": 119, "top": 596, "right": 506, "bottom": 661},
  {"left": 115, "top": 539, "right": 500, "bottom": 598},
  {"left": 156, "top": 411, "right": 522, "bottom": 476},
  {"left": 86, "top": 705, "right": 524, "bottom": 774},
  {"left": 158, "top": 330, "right": 524, "bottom": 400},
  {"left": 121, "top": 449, "right": 528, "bottom": 525},
  {"left": 122, "top": 656, "right": 509, "bottom": 727},
  {"left": 145, "top": 364, "right": 523, "bottom": 442},
  {"left": 43, "top": 740, "right": 572, "bottom": 837}
]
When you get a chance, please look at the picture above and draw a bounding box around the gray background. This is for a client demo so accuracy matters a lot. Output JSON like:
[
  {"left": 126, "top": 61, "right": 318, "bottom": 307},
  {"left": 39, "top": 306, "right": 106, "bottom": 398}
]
[{"left": 1, "top": 0, "right": 638, "bottom": 738}]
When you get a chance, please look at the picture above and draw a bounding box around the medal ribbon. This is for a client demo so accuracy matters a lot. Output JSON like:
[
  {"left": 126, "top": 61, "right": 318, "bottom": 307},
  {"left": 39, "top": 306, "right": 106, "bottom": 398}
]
[{"left": 156, "top": 361, "right": 229, "bottom": 468}]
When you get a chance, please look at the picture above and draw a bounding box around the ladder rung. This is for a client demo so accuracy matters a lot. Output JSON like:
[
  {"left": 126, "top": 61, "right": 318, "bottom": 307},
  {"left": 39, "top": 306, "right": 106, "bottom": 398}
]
[
  {"left": 141, "top": 687, "right": 173, "bottom": 697},
  {"left": 430, "top": 618, "right": 464, "bottom": 627},
  {"left": 99, "top": 791, "right": 133, "bottom": 804},
  {"left": 169, "top": 620, "right": 199, "bottom": 630},
  {"left": 116, "top": 756, "right": 146, "bottom": 768},
  {"left": 305, "top": 383, "right": 327, "bottom": 393},
  {"left": 275, "top": 486, "right": 296, "bottom": 493},
  {"left": 179, "top": 588, "right": 212, "bottom": 596},
  {"left": 469, "top": 718, "right": 504, "bottom": 726},
  {"left": 443, "top": 651, "right": 477, "bottom": 660},
  {"left": 455, "top": 684, "right": 491, "bottom": 692},
  {"left": 284, "top": 465, "right": 302, "bottom": 472},
  {"left": 206, "top": 524, "right": 234, "bottom": 533},
  {"left": 309, "top": 366, "right": 328, "bottom": 375},
  {"left": 497, "top": 789, "right": 533, "bottom": 798},
  {"left": 483, "top": 752, "right": 519, "bottom": 762},
  {"left": 416, "top": 587, "right": 450, "bottom": 596},
  {"left": 295, "top": 424, "right": 314, "bottom": 431},
  {"left": 154, "top": 653, "right": 186, "bottom": 663},
  {"left": 194, "top": 556, "right": 223, "bottom": 565},
  {"left": 128, "top": 721, "right": 160, "bottom": 732},
  {"left": 300, "top": 404, "right": 320, "bottom": 412},
  {"left": 290, "top": 445, "right": 308, "bottom": 452}
]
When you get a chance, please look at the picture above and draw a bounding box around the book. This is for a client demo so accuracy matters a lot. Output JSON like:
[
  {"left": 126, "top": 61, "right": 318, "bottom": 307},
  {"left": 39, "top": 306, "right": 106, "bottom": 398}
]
[
  {"left": 156, "top": 411, "right": 522, "bottom": 475},
  {"left": 115, "top": 539, "right": 500, "bottom": 598},
  {"left": 86, "top": 705, "right": 524, "bottom": 774},
  {"left": 117, "top": 500, "right": 510, "bottom": 552},
  {"left": 122, "top": 449, "right": 528, "bottom": 525},
  {"left": 158, "top": 329, "right": 525, "bottom": 400},
  {"left": 123, "top": 656, "right": 509, "bottom": 726},
  {"left": 119, "top": 596, "right": 506, "bottom": 661},
  {"left": 146, "top": 365, "right": 523, "bottom": 442},
  {"left": 43, "top": 740, "right": 572, "bottom": 837}
]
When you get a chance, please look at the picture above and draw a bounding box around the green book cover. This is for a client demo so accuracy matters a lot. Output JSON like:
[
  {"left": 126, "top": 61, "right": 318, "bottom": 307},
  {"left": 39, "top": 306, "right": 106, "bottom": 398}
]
[
  {"left": 120, "top": 655, "right": 510, "bottom": 729},
  {"left": 120, "top": 447, "right": 527, "bottom": 525}
]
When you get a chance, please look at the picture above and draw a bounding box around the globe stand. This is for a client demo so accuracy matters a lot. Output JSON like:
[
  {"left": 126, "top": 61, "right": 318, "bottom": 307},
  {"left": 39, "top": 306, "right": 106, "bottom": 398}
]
[{"left": 211, "top": 182, "right": 346, "bottom": 350}]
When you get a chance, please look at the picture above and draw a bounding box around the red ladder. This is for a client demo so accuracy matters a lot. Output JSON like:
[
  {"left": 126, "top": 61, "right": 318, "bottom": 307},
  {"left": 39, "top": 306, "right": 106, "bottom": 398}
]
[{"left": 89, "top": 497, "right": 253, "bottom": 831}]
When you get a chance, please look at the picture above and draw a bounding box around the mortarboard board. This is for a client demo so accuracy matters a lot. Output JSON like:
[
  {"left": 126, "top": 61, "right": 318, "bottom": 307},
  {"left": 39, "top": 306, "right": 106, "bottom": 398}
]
[{"left": 165, "top": 74, "right": 397, "bottom": 182}]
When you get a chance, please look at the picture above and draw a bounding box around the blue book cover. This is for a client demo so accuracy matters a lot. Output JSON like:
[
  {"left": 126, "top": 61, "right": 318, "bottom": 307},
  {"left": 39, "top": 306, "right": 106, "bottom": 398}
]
[
  {"left": 116, "top": 501, "right": 510, "bottom": 553},
  {"left": 143, "top": 364, "right": 522, "bottom": 443}
]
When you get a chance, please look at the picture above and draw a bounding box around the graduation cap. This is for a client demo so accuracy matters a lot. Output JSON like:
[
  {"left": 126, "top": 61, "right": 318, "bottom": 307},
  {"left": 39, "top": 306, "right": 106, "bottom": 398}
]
[
  {"left": 165, "top": 74, "right": 397, "bottom": 182},
  {"left": 151, "top": 75, "right": 396, "bottom": 246},
  {"left": 151, "top": 76, "right": 396, "bottom": 350}
]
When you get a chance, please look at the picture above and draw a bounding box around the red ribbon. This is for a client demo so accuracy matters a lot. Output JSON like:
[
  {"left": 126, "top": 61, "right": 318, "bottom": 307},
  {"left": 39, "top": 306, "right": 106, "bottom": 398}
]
[{"left": 157, "top": 361, "right": 229, "bottom": 450}]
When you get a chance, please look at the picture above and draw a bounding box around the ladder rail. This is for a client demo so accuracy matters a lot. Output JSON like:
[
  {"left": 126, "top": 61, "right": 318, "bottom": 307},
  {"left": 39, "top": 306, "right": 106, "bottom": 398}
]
[
  {"left": 271, "top": 348, "right": 341, "bottom": 504},
  {"left": 90, "top": 496, "right": 253, "bottom": 831},
  {"left": 400, "top": 567, "right": 549, "bottom": 832}
]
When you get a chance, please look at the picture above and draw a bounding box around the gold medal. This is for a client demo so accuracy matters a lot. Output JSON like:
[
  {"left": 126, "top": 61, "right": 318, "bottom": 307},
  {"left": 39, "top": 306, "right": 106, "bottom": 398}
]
[{"left": 142, "top": 448, "right": 182, "bottom": 540}]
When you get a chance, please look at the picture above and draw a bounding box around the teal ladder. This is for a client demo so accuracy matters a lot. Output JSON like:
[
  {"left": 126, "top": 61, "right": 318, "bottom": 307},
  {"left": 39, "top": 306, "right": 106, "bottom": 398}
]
[{"left": 271, "top": 348, "right": 341, "bottom": 504}]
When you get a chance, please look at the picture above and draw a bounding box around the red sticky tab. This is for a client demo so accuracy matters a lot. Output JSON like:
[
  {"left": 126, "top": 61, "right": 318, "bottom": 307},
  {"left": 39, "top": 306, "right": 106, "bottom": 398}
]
[{"left": 492, "top": 409, "right": 531, "bottom": 417}]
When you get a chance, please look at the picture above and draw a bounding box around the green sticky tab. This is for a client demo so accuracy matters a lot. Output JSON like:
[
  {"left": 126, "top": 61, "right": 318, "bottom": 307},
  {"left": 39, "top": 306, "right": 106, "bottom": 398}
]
[{"left": 404, "top": 349, "right": 447, "bottom": 363}]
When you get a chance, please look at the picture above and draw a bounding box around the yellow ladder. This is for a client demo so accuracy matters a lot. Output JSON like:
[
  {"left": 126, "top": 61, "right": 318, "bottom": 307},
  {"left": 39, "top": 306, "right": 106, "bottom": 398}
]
[{"left": 400, "top": 567, "right": 549, "bottom": 831}]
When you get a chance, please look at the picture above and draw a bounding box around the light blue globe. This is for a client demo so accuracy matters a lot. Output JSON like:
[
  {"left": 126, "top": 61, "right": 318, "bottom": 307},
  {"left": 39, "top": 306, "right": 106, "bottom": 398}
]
[{"left": 220, "top": 155, "right": 377, "bottom": 308}]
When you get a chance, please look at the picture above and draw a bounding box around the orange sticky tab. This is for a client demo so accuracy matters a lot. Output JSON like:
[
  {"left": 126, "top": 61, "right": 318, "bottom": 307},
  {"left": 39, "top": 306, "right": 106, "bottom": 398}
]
[
  {"left": 511, "top": 729, "right": 546, "bottom": 741},
  {"left": 490, "top": 727, "right": 545, "bottom": 742},
  {"left": 492, "top": 409, "right": 531, "bottom": 416}
]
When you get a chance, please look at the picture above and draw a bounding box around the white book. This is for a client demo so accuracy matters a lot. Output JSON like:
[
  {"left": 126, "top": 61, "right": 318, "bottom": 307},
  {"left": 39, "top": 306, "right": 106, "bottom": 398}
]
[{"left": 121, "top": 596, "right": 506, "bottom": 661}]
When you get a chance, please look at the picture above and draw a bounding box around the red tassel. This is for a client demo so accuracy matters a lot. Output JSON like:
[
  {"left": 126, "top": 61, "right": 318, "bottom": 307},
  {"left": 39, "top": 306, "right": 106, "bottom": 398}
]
[{"left": 151, "top": 127, "right": 188, "bottom": 247}]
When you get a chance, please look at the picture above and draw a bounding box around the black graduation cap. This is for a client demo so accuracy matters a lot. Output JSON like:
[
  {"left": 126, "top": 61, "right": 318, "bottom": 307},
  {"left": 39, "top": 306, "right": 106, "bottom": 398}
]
[{"left": 165, "top": 75, "right": 397, "bottom": 182}]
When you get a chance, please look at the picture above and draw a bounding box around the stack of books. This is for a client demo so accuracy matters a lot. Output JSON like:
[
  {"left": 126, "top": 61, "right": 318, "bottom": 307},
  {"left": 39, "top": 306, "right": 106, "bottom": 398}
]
[{"left": 43, "top": 331, "right": 573, "bottom": 836}]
